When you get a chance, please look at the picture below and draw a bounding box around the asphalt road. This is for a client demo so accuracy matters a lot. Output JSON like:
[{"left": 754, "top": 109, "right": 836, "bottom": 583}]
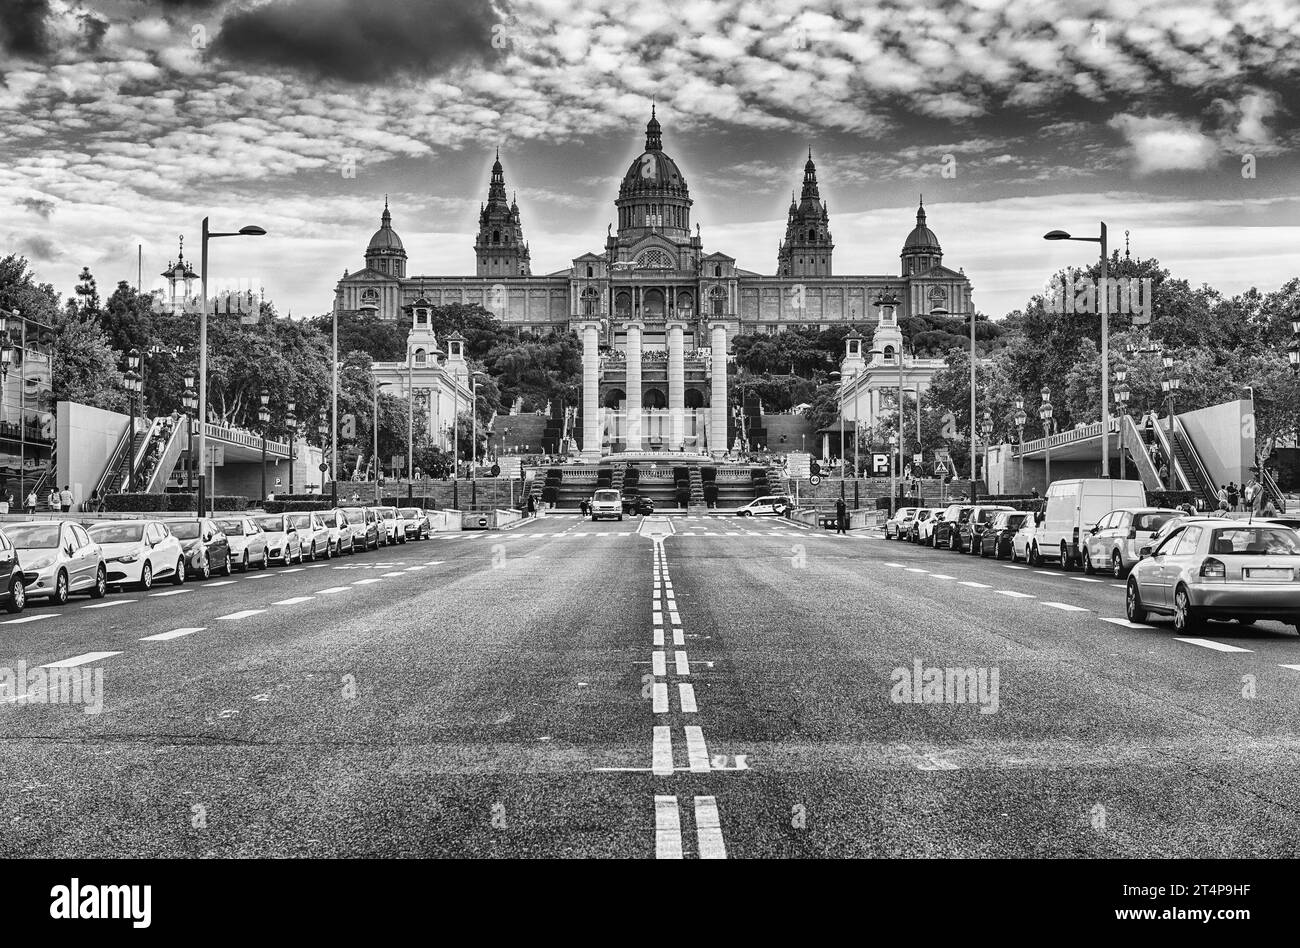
[{"left": 2, "top": 514, "right": 1299, "bottom": 858}]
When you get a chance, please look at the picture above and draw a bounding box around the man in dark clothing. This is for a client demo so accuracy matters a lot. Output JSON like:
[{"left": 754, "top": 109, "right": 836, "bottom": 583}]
[{"left": 835, "top": 497, "right": 847, "bottom": 534}]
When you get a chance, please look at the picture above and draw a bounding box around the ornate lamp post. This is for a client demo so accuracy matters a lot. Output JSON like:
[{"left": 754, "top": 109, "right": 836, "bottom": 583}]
[
  {"left": 1039, "top": 386, "right": 1054, "bottom": 487},
  {"left": 1013, "top": 397, "right": 1027, "bottom": 490},
  {"left": 257, "top": 389, "right": 271, "bottom": 501},
  {"left": 887, "top": 431, "right": 898, "bottom": 513},
  {"left": 980, "top": 410, "right": 994, "bottom": 491},
  {"left": 124, "top": 350, "right": 143, "bottom": 492},
  {"left": 286, "top": 400, "right": 299, "bottom": 495},
  {"left": 1114, "top": 369, "right": 1130, "bottom": 479},
  {"left": 1160, "top": 353, "right": 1180, "bottom": 491},
  {"left": 182, "top": 373, "right": 197, "bottom": 495}
]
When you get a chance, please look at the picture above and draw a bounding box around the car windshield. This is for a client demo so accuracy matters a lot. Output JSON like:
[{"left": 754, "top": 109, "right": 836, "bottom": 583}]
[
  {"left": 320, "top": 513, "right": 338, "bottom": 527},
  {"left": 1209, "top": 527, "right": 1300, "bottom": 556},
  {"left": 290, "top": 515, "right": 312, "bottom": 529},
  {"left": 216, "top": 520, "right": 245, "bottom": 535},
  {"left": 256, "top": 517, "right": 283, "bottom": 532},
  {"left": 87, "top": 523, "right": 145, "bottom": 543},
  {"left": 167, "top": 522, "right": 201, "bottom": 539},
  {"left": 399, "top": 508, "right": 421, "bottom": 517},
  {"left": 917, "top": 511, "right": 931, "bottom": 520},
  {"left": 342, "top": 508, "right": 364, "bottom": 519},
  {"left": 6, "top": 523, "right": 62, "bottom": 548},
  {"left": 1007, "top": 514, "right": 1026, "bottom": 529},
  {"left": 1134, "top": 512, "right": 1177, "bottom": 532},
  {"left": 594, "top": 490, "right": 619, "bottom": 502},
  {"left": 379, "top": 510, "right": 396, "bottom": 520}
]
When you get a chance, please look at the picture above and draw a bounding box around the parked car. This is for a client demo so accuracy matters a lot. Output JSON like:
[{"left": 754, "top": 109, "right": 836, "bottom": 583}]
[
  {"left": 87, "top": 519, "right": 186, "bottom": 589},
  {"left": 215, "top": 516, "right": 270, "bottom": 571},
  {"left": 884, "top": 507, "right": 919, "bottom": 540},
  {"left": 163, "top": 517, "right": 233, "bottom": 578},
  {"left": 253, "top": 513, "right": 303, "bottom": 565},
  {"left": 373, "top": 506, "right": 405, "bottom": 545},
  {"left": 289, "top": 511, "right": 333, "bottom": 560},
  {"left": 6, "top": 520, "right": 107, "bottom": 604},
  {"left": 1011, "top": 518, "right": 1039, "bottom": 563},
  {"left": 979, "top": 511, "right": 1029, "bottom": 559},
  {"left": 590, "top": 488, "right": 623, "bottom": 522},
  {"left": 397, "top": 507, "right": 431, "bottom": 541},
  {"left": 622, "top": 495, "right": 656, "bottom": 516},
  {"left": 0, "top": 527, "right": 27, "bottom": 613},
  {"left": 912, "top": 508, "right": 942, "bottom": 544},
  {"left": 736, "top": 495, "right": 793, "bottom": 517},
  {"left": 1082, "top": 507, "right": 1182, "bottom": 578},
  {"left": 957, "top": 504, "right": 1015, "bottom": 553},
  {"left": 1031, "top": 478, "right": 1147, "bottom": 568},
  {"left": 1126, "top": 520, "right": 1300, "bottom": 634},
  {"left": 341, "top": 507, "right": 379, "bottom": 552},
  {"left": 932, "top": 504, "right": 974, "bottom": 550},
  {"left": 319, "top": 508, "right": 356, "bottom": 555}
]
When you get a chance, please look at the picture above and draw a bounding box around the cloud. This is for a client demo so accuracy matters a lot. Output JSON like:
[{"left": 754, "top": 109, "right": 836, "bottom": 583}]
[
  {"left": 212, "top": 0, "right": 497, "bottom": 82},
  {"left": 1107, "top": 114, "right": 1221, "bottom": 175},
  {"left": 16, "top": 235, "right": 62, "bottom": 260},
  {"left": 0, "top": 0, "right": 51, "bottom": 56},
  {"left": 18, "top": 196, "right": 55, "bottom": 217}
]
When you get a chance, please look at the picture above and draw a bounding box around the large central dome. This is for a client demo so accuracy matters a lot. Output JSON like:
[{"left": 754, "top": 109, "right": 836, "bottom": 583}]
[{"left": 619, "top": 105, "right": 689, "bottom": 197}]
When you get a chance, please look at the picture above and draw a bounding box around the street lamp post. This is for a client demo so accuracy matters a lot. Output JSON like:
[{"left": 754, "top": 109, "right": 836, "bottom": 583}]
[
  {"left": 286, "top": 401, "right": 297, "bottom": 495},
  {"left": 182, "top": 375, "right": 197, "bottom": 496},
  {"left": 374, "top": 379, "right": 391, "bottom": 504},
  {"left": 888, "top": 431, "right": 898, "bottom": 514},
  {"left": 980, "top": 410, "right": 994, "bottom": 493},
  {"left": 1161, "top": 354, "right": 1180, "bottom": 491},
  {"left": 470, "top": 371, "right": 488, "bottom": 474},
  {"left": 1039, "top": 387, "right": 1054, "bottom": 487},
  {"left": 1013, "top": 398, "right": 1027, "bottom": 491},
  {"left": 1044, "top": 223, "right": 1110, "bottom": 477},
  {"left": 197, "top": 218, "right": 266, "bottom": 518},
  {"left": 1114, "top": 366, "right": 1130, "bottom": 479},
  {"left": 257, "top": 389, "right": 270, "bottom": 502}
]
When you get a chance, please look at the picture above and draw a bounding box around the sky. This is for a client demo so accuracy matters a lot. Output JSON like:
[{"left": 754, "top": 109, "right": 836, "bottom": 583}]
[{"left": 1, "top": 0, "right": 1297, "bottom": 321}]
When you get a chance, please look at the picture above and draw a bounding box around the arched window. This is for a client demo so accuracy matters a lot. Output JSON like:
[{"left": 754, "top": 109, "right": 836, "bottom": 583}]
[
  {"left": 808, "top": 228, "right": 816, "bottom": 241},
  {"left": 884, "top": 345, "right": 896, "bottom": 362},
  {"left": 580, "top": 287, "right": 599, "bottom": 316},
  {"left": 586, "top": 265, "right": 593, "bottom": 278},
  {"left": 492, "top": 230, "right": 501, "bottom": 244},
  {"left": 414, "top": 348, "right": 427, "bottom": 365},
  {"left": 709, "top": 285, "right": 726, "bottom": 317},
  {"left": 713, "top": 265, "right": 721, "bottom": 277}
]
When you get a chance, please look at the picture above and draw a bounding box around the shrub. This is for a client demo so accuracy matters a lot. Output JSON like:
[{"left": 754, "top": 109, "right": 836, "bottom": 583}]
[
  {"left": 167, "top": 492, "right": 198, "bottom": 512},
  {"left": 103, "top": 493, "right": 166, "bottom": 512},
  {"left": 1147, "top": 489, "right": 1198, "bottom": 509},
  {"left": 264, "top": 500, "right": 332, "bottom": 514},
  {"left": 211, "top": 495, "right": 247, "bottom": 511}
]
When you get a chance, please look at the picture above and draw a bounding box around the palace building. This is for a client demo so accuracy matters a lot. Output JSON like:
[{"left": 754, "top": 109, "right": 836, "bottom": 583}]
[{"left": 336, "top": 108, "right": 974, "bottom": 457}]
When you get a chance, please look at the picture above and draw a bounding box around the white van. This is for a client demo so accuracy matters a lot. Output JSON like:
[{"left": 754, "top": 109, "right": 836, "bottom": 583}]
[
  {"left": 1030, "top": 479, "right": 1147, "bottom": 568},
  {"left": 736, "top": 495, "right": 794, "bottom": 517}
]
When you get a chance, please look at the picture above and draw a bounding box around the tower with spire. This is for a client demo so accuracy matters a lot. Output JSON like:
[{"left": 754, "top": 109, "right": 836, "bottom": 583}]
[
  {"left": 475, "top": 149, "right": 532, "bottom": 277},
  {"left": 777, "top": 148, "right": 833, "bottom": 277}
]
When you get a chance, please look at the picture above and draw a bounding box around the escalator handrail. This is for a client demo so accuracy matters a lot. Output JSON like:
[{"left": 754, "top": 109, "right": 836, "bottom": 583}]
[{"left": 1172, "top": 416, "right": 1218, "bottom": 504}]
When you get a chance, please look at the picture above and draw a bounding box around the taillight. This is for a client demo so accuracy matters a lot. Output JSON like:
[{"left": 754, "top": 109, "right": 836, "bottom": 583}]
[{"left": 1200, "top": 557, "right": 1226, "bottom": 579}]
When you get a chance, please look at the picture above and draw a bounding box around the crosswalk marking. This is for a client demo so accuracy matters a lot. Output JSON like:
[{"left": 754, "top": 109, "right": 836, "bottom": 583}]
[
  {"left": 141, "top": 627, "right": 205, "bottom": 642},
  {"left": 1174, "top": 637, "right": 1253, "bottom": 653},
  {"left": 654, "top": 796, "right": 683, "bottom": 859},
  {"left": 694, "top": 797, "right": 727, "bottom": 859},
  {"left": 652, "top": 726, "right": 673, "bottom": 776}
]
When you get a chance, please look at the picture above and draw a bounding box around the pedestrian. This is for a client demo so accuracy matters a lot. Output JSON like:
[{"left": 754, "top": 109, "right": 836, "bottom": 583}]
[
  {"left": 1214, "top": 501, "right": 1231, "bottom": 518},
  {"left": 25, "top": 490, "right": 36, "bottom": 515},
  {"left": 47, "top": 487, "right": 58, "bottom": 511},
  {"left": 1029, "top": 486, "right": 1039, "bottom": 500},
  {"left": 88, "top": 488, "right": 100, "bottom": 513},
  {"left": 1227, "top": 482, "right": 1239, "bottom": 511},
  {"left": 525, "top": 494, "right": 536, "bottom": 517},
  {"left": 1217, "top": 484, "right": 1228, "bottom": 509},
  {"left": 59, "top": 485, "right": 73, "bottom": 513},
  {"left": 835, "top": 496, "right": 847, "bottom": 534},
  {"left": 1262, "top": 497, "right": 1278, "bottom": 516}
]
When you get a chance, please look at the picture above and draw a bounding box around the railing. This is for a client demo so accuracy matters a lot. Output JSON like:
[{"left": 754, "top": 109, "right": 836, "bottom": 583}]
[
  {"left": 1261, "top": 466, "right": 1286, "bottom": 513},
  {"left": 1173, "top": 416, "right": 1219, "bottom": 505},
  {"left": 1148, "top": 420, "right": 1191, "bottom": 493},
  {"left": 143, "top": 417, "right": 188, "bottom": 494},
  {"left": 1121, "top": 415, "right": 1164, "bottom": 491},
  {"left": 93, "top": 418, "right": 142, "bottom": 499},
  {"left": 202, "top": 422, "right": 290, "bottom": 456},
  {"left": 1019, "top": 417, "right": 1117, "bottom": 454}
]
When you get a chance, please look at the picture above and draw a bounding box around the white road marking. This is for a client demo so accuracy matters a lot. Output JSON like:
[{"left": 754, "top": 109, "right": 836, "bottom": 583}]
[
  {"left": 205, "top": 580, "right": 237, "bottom": 587},
  {"left": 83, "top": 600, "right": 136, "bottom": 609},
  {"left": 1, "top": 615, "right": 50, "bottom": 625},
  {"left": 1071, "top": 577, "right": 1103, "bottom": 583},
  {"left": 280, "top": 568, "right": 305, "bottom": 573},
  {"left": 679, "top": 683, "right": 698, "bottom": 713},
  {"left": 694, "top": 797, "right": 727, "bottom": 859},
  {"left": 218, "top": 609, "right": 266, "bottom": 620},
  {"left": 141, "top": 627, "right": 205, "bottom": 642},
  {"left": 381, "top": 572, "right": 407, "bottom": 578},
  {"left": 149, "top": 589, "right": 191, "bottom": 597},
  {"left": 273, "top": 596, "right": 315, "bottom": 606},
  {"left": 958, "top": 581, "right": 991, "bottom": 589},
  {"left": 1003, "top": 565, "right": 1029, "bottom": 570},
  {"left": 652, "top": 726, "right": 673, "bottom": 776},
  {"left": 652, "top": 682, "right": 668, "bottom": 713},
  {"left": 996, "top": 590, "right": 1035, "bottom": 599},
  {"left": 652, "top": 651, "right": 666, "bottom": 676},
  {"left": 672, "top": 627, "right": 685, "bottom": 646},
  {"left": 1281, "top": 665, "right": 1300, "bottom": 672},
  {"left": 928, "top": 574, "right": 955, "bottom": 579},
  {"left": 1174, "top": 637, "right": 1253, "bottom": 653},
  {"left": 40, "top": 651, "right": 120, "bottom": 668},
  {"left": 653, "top": 626, "right": 664, "bottom": 646},
  {"left": 685, "top": 726, "right": 710, "bottom": 772},
  {"left": 1110, "top": 583, "right": 1127, "bottom": 588},
  {"left": 247, "top": 574, "right": 273, "bottom": 580},
  {"left": 1042, "top": 602, "right": 1089, "bottom": 612},
  {"left": 654, "top": 796, "right": 683, "bottom": 859},
  {"left": 352, "top": 578, "right": 383, "bottom": 585},
  {"left": 904, "top": 568, "right": 928, "bottom": 574},
  {"left": 674, "top": 651, "right": 690, "bottom": 675},
  {"left": 1100, "top": 617, "right": 1155, "bottom": 629},
  {"left": 316, "top": 586, "right": 350, "bottom": 594}
]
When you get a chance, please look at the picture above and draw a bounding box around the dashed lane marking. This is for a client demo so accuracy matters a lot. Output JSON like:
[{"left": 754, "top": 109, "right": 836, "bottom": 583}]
[
  {"left": 141, "top": 627, "right": 205, "bottom": 642},
  {"left": 958, "top": 581, "right": 991, "bottom": 589},
  {"left": 679, "top": 684, "right": 698, "bottom": 713},
  {"left": 83, "top": 600, "right": 136, "bottom": 609},
  {"left": 928, "top": 574, "right": 955, "bottom": 579},
  {"left": 317, "top": 587, "right": 350, "bottom": 594},
  {"left": 273, "top": 597, "right": 315, "bottom": 606},
  {"left": 380, "top": 572, "right": 407, "bottom": 577},
  {"left": 1100, "top": 617, "right": 1155, "bottom": 629},
  {"left": 1, "top": 615, "right": 50, "bottom": 625},
  {"left": 652, "top": 726, "right": 673, "bottom": 776},
  {"left": 652, "top": 651, "right": 666, "bottom": 676},
  {"left": 655, "top": 796, "right": 683, "bottom": 859},
  {"left": 280, "top": 568, "right": 305, "bottom": 574},
  {"left": 675, "top": 651, "right": 690, "bottom": 675},
  {"left": 1042, "top": 602, "right": 1090, "bottom": 612},
  {"left": 39, "top": 651, "right": 121, "bottom": 668},
  {"left": 996, "top": 590, "right": 1035, "bottom": 599},
  {"left": 1002, "top": 565, "right": 1029, "bottom": 570},
  {"left": 149, "top": 589, "right": 191, "bottom": 597},
  {"left": 218, "top": 609, "right": 266, "bottom": 620},
  {"left": 1071, "top": 577, "right": 1104, "bottom": 583},
  {"left": 205, "top": 580, "right": 237, "bottom": 587},
  {"left": 652, "top": 682, "right": 669, "bottom": 713},
  {"left": 685, "top": 726, "right": 710, "bottom": 772},
  {"left": 1174, "top": 637, "right": 1253, "bottom": 653},
  {"left": 352, "top": 578, "right": 383, "bottom": 585},
  {"left": 694, "top": 797, "right": 727, "bottom": 859}
]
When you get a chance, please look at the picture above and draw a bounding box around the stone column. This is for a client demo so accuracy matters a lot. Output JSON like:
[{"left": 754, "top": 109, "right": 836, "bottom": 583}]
[
  {"left": 624, "top": 320, "right": 644, "bottom": 452},
  {"left": 709, "top": 321, "right": 727, "bottom": 457},
  {"left": 579, "top": 320, "right": 602, "bottom": 459},
  {"left": 666, "top": 319, "right": 686, "bottom": 451}
]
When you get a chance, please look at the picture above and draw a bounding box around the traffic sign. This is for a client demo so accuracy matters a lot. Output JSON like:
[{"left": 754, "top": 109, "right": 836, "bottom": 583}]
[
  {"left": 871, "top": 453, "right": 889, "bottom": 475},
  {"left": 786, "top": 452, "right": 811, "bottom": 479},
  {"left": 808, "top": 474, "right": 822, "bottom": 486},
  {"left": 500, "top": 457, "right": 522, "bottom": 478}
]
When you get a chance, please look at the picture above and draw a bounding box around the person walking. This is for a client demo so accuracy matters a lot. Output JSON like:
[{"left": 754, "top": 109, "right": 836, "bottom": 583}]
[
  {"left": 46, "top": 487, "right": 58, "bottom": 511},
  {"left": 25, "top": 490, "right": 36, "bottom": 515},
  {"left": 1217, "top": 484, "right": 1229, "bottom": 510},
  {"left": 1227, "top": 482, "right": 1239, "bottom": 511},
  {"left": 58, "top": 485, "right": 73, "bottom": 513},
  {"left": 525, "top": 493, "right": 536, "bottom": 517},
  {"left": 835, "top": 496, "right": 847, "bottom": 535}
]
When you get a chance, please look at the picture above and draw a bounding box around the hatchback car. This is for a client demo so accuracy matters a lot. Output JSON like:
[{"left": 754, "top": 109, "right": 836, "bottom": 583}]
[
  {"left": 88, "top": 519, "right": 186, "bottom": 589},
  {"left": 373, "top": 506, "right": 405, "bottom": 545},
  {"left": 289, "top": 511, "right": 333, "bottom": 560},
  {"left": 884, "top": 507, "right": 919, "bottom": 540},
  {"left": 163, "top": 518, "right": 233, "bottom": 578},
  {"left": 7, "top": 520, "right": 107, "bottom": 604},
  {"left": 932, "top": 505, "right": 974, "bottom": 550},
  {"left": 0, "top": 527, "right": 27, "bottom": 613},
  {"left": 397, "top": 507, "right": 431, "bottom": 541},
  {"left": 1010, "top": 519, "right": 1038, "bottom": 563},
  {"left": 341, "top": 507, "right": 379, "bottom": 552},
  {"left": 319, "top": 508, "right": 355, "bottom": 555},
  {"left": 912, "top": 508, "right": 942, "bottom": 544},
  {"left": 1083, "top": 507, "right": 1182, "bottom": 578},
  {"left": 957, "top": 505, "right": 1015, "bottom": 553},
  {"left": 254, "top": 513, "right": 303, "bottom": 565},
  {"left": 622, "top": 495, "right": 655, "bottom": 516},
  {"left": 979, "top": 511, "right": 1029, "bottom": 559},
  {"left": 214, "top": 516, "right": 270, "bottom": 571},
  {"left": 736, "top": 495, "right": 793, "bottom": 517},
  {"left": 1127, "top": 520, "right": 1300, "bottom": 633}
]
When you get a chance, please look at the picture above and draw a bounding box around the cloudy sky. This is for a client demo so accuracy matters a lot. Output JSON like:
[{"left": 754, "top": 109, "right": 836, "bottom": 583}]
[{"left": 1, "top": 0, "right": 1297, "bottom": 320}]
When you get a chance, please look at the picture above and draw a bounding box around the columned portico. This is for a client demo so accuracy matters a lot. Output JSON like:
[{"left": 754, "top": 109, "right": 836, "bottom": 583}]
[
  {"left": 666, "top": 319, "right": 686, "bottom": 450},
  {"left": 709, "top": 321, "right": 727, "bottom": 456},
  {"left": 624, "top": 320, "right": 644, "bottom": 451},
  {"left": 578, "top": 319, "right": 603, "bottom": 458}
]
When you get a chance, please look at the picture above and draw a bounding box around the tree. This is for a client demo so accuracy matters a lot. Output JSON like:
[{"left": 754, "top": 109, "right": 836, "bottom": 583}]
[
  {"left": 50, "top": 308, "right": 127, "bottom": 412},
  {"left": 101, "top": 281, "right": 157, "bottom": 356}
]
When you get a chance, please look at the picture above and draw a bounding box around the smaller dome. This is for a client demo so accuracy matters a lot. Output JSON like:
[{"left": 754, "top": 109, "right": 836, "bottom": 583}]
[
  {"left": 902, "top": 199, "right": 941, "bottom": 253},
  {"left": 367, "top": 201, "right": 405, "bottom": 253}
]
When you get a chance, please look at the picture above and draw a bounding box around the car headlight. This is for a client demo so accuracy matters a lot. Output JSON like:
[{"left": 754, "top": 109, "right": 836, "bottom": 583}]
[
  {"left": 23, "top": 553, "right": 55, "bottom": 571},
  {"left": 116, "top": 553, "right": 139, "bottom": 563}
]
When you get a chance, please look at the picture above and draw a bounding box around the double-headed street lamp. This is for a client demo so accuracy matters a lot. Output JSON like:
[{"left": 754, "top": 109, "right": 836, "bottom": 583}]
[
  {"left": 1039, "top": 386, "right": 1054, "bottom": 486},
  {"left": 408, "top": 386, "right": 432, "bottom": 499},
  {"left": 1013, "top": 397, "right": 1027, "bottom": 488},
  {"left": 196, "top": 218, "right": 266, "bottom": 517},
  {"left": 980, "top": 410, "right": 994, "bottom": 489},
  {"left": 1044, "top": 223, "right": 1110, "bottom": 477},
  {"left": 1160, "top": 354, "right": 1180, "bottom": 491},
  {"left": 1113, "top": 367, "right": 1130, "bottom": 479},
  {"left": 888, "top": 431, "right": 898, "bottom": 513},
  {"left": 257, "top": 389, "right": 271, "bottom": 501},
  {"left": 286, "top": 400, "right": 299, "bottom": 495},
  {"left": 182, "top": 372, "right": 197, "bottom": 494},
  {"left": 374, "top": 379, "right": 392, "bottom": 503}
]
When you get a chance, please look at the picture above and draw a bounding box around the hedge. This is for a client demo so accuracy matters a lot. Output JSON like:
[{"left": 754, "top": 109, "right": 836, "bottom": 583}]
[
  {"left": 103, "top": 493, "right": 246, "bottom": 512},
  {"left": 263, "top": 500, "right": 333, "bottom": 514},
  {"left": 1146, "top": 489, "right": 1199, "bottom": 509}
]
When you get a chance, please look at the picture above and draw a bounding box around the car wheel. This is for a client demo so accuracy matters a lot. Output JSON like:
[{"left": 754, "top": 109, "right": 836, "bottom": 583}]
[
  {"left": 1172, "top": 587, "right": 1203, "bottom": 633},
  {"left": 5, "top": 577, "right": 26, "bottom": 614},
  {"left": 139, "top": 562, "right": 154, "bottom": 591},
  {"left": 260, "top": 550, "right": 270, "bottom": 570},
  {"left": 198, "top": 557, "right": 211, "bottom": 581},
  {"left": 221, "top": 551, "right": 233, "bottom": 576},
  {"left": 1029, "top": 543, "right": 1042, "bottom": 567},
  {"left": 324, "top": 541, "right": 333, "bottom": 560},
  {"left": 1059, "top": 542, "right": 1074, "bottom": 571},
  {"left": 1083, "top": 550, "right": 1095, "bottom": 575},
  {"left": 240, "top": 552, "right": 249, "bottom": 573},
  {"left": 1125, "top": 578, "right": 1148, "bottom": 624},
  {"left": 89, "top": 566, "right": 107, "bottom": 599},
  {"left": 173, "top": 558, "right": 187, "bottom": 584},
  {"left": 307, "top": 543, "right": 316, "bottom": 562},
  {"left": 1111, "top": 551, "right": 1125, "bottom": 579},
  {"left": 949, "top": 532, "right": 960, "bottom": 552},
  {"left": 53, "top": 570, "right": 69, "bottom": 605}
]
